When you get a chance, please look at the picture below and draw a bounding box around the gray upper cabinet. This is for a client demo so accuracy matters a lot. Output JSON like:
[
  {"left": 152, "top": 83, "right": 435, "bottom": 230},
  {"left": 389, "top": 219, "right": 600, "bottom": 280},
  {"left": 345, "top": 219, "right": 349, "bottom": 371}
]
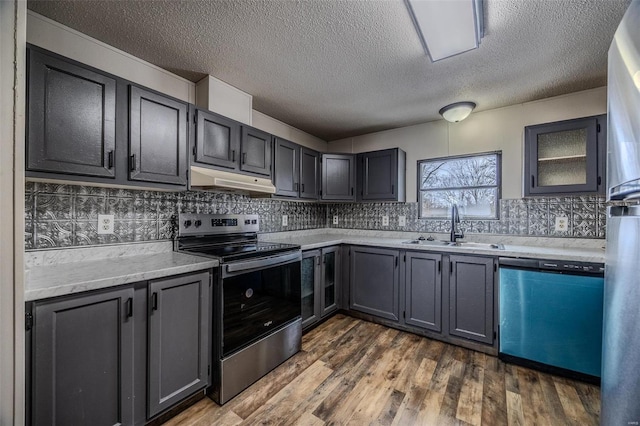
[
  {"left": 27, "top": 48, "right": 116, "bottom": 178},
  {"left": 31, "top": 286, "right": 135, "bottom": 426},
  {"left": 525, "top": 115, "right": 606, "bottom": 196},
  {"left": 194, "top": 109, "right": 240, "bottom": 170},
  {"left": 448, "top": 255, "right": 495, "bottom": 345},
  {"left": 300, "top": 147, "right": 320, "bottom": 200},
  {"left": 357, "top": 148, "right": 406, "bottom": 202},
  {"left": 321, "top": 154, "right": 356, "bottom": 201},
  {"left": 349, "top": 246, "right": 399, "bottom": 321},
  {"left": 404, "top": 252, "right": 442, "bottom": 332},
  {"left": 240, "top": 126, "right": 272, "bottom": 177},
  {"left": 147, "top": 272, "right": 210, "bottom": 418},
  {"left": 274, "top": 137, "right": 300, "bottom": 197},
  {"left": 129, "top": 86, "right": 188, "bottom": 187}
]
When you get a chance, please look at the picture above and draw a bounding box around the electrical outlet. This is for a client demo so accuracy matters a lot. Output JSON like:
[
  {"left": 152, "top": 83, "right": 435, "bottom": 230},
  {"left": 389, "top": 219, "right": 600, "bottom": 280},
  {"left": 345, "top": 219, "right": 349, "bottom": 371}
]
[
  {"left": 97, "top": 214, "right": 115, "bottom": 234},
  {"left": 398, "top": 215, "right": 406, "bottom": 227},
  {"left": 333, "top": 215, "right": 339, "bottom": 225},
  {"left": 382, "top": 215, "right": 389, "bottom": 226},
  {"left": 282, "top": 215, "right": 288, "bottom": 227},
  {"left": 555, "top": 216, "right": 568, "bottom": 232}
]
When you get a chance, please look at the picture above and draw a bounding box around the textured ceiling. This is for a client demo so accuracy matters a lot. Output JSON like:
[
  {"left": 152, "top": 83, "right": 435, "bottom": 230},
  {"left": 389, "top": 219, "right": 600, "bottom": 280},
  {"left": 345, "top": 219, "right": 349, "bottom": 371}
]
[{"left": 28, "top": 0, "right": 631, "bottom": 141}]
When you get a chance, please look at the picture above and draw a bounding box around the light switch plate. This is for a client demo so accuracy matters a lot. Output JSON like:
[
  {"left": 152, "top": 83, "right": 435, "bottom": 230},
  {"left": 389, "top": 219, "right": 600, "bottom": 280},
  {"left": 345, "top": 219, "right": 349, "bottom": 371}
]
[
  {"left": 555, "top": 216, "right": 568, "bottom": 232},
  {"left": 333, "top": 215, "right": 339, "bottom": 225},
  {"left": 382, "top": 215, "right": 389, "bottom": 226},
  {"left": 98, "top": 214, "right": 114, "bottom": 234},
  {"left": 398, "top": 215, "right": 406, "bottom": 227},
  {"left": 282, "top": 215, "right": 288, "bottom": 227}
]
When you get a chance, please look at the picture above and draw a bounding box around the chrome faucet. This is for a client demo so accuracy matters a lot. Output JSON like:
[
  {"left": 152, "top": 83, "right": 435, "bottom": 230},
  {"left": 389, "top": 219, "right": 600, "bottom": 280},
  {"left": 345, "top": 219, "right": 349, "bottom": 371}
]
[{"left": 450, "top": 204, "right": 464, "bottom": 243}]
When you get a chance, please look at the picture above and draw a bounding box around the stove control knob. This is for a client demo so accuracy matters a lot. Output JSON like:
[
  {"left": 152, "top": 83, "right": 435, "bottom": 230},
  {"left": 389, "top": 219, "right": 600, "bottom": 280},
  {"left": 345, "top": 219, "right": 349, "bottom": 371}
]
[
  {"left": 183, "top": 220, "right": 192, "bottom": 228},
  {"left": 194, "top": 220, "right": 202, "bottom": 227}
]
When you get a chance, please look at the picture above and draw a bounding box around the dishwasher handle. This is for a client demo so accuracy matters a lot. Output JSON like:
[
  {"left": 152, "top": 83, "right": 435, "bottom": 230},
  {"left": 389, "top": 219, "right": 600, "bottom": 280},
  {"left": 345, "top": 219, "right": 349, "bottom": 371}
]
[{"left": 498, "top": 257, "right": 539, "bottom": 269}]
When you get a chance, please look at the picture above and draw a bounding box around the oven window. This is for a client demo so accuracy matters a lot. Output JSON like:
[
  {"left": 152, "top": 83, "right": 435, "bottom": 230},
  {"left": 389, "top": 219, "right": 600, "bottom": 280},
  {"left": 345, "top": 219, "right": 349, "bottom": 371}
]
[{"left": 222, "top": 261, "right": 301, "bottom": 357}]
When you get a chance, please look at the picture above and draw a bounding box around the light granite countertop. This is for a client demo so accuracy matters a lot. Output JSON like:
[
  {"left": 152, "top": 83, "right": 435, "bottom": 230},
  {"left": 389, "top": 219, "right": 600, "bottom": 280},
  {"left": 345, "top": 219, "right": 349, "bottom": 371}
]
[
  {"left": 25, "top": 242, "right": 218, "bottom": 301},
  {"left": 261, "top": 229, "right": 606, "bottom": 263}
]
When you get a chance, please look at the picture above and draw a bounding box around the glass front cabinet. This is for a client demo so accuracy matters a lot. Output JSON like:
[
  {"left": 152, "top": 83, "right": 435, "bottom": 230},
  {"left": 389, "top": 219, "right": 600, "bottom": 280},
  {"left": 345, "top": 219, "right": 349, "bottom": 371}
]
[
  {"left": 524, "top": 115, "right": 606, "bottom": 196},
  {"left": 301, "top": 246, "right": 340, "bottom": 329}
]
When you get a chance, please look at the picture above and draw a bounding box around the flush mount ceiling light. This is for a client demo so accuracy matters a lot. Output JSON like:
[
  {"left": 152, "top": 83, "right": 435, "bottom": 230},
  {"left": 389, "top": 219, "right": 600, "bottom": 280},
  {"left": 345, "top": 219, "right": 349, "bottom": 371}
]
[
  {"left": 439, "top": 102, "right": 476, "bottom": 122},
  {"left": 405, "top": 0, "right": 484, "bottom": 62}
]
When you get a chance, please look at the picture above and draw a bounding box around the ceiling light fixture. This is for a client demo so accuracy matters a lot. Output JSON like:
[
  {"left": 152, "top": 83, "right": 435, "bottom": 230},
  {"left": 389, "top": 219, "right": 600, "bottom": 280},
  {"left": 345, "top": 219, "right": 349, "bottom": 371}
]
[
  {"left": 439, "top": 102, "right": 476, "bottom": 122},
  {"left": 405, "top": 0, "right": 484, "bottom": 62}
]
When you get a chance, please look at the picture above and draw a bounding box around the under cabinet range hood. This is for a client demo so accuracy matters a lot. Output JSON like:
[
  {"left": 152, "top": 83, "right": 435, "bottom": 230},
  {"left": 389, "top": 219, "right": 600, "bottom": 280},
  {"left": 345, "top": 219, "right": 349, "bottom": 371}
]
[{"left": 189, "top": 166, "right": 276, "bottom": 195}]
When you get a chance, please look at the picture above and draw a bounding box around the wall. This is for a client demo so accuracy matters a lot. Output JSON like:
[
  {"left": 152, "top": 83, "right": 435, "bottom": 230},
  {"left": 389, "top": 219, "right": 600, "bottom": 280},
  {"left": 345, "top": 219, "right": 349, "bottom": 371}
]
[
  {"left": 1, "top": 0, "right": 26, "bottom": 424},
  {"left": 328, "top": 87, "right": 607, "bottom": 201},
  {"left": 25, "top": 182, "right": 326, "bottom": 249}
]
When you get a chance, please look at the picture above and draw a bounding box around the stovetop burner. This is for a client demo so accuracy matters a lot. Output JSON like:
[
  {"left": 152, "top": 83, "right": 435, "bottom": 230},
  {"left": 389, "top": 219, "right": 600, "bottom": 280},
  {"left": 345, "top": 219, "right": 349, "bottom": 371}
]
[{"left": 175, "top": 213, "right": 300, "bottom": 262}]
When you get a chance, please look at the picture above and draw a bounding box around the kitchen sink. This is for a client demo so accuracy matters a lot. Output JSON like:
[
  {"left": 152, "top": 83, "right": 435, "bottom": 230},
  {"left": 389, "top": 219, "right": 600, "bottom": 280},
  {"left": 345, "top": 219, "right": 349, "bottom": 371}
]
[{"left": 402, "top": 239, "right": 504, "bottom": 250}]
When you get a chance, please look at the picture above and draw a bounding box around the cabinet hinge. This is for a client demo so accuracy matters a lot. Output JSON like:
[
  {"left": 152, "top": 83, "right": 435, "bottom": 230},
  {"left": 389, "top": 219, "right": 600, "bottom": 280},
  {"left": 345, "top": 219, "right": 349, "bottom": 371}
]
[
  {"left": 186, "top": 169, "right": 190, "bottom": 183},
  {"left": 193, "top": 145, "right": 197, "bottom": 157},
  {"left": 403, "top": 311, "right": 406, "bottom": 319},
  {"left": 403, "top": 254, "right": 406, "bottom": 262},
  {"left": 186, "top": 111, "right": 188, "bottom": 122},
  {"left": 193, "top": 112, "right": 197, "bottom": 124},
  {"left": 395, "top": 257, "right": 398, "bottom": 267},
  {"left": 208, "top": 365, "right": 211, "bottom": 376},
  {"left": 25, "top": 312, "right": 33, "bottom": 331},
  {"left": 494, "top": 263, "right": 497, "bottom": 272},
  {"left": 597, "top": 123, "right": 601, "bottom": 133},
  {"left": 493, "top": 331, "right": 497, "bottom": 340},
  {"left": 450, "top": 261, "right": 453, "bottom": 274}
]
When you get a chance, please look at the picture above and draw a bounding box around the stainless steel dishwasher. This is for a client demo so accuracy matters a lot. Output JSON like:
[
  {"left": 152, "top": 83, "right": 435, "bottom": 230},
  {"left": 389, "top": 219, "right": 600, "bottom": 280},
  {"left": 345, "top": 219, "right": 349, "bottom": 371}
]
[{"left": 498, "top": 258, "right": 604, "bottom": 383}]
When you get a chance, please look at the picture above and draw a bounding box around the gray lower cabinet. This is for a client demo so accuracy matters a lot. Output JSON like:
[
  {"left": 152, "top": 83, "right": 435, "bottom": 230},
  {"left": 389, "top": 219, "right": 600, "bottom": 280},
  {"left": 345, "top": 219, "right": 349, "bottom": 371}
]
[
  {"left": 448, "top": 255, "right": 495, "bottom": 345},
  {"left": 321, "top": 153, "right": 356, "bottom": 201},
  {"left": 30, "top": 286, "right": 136, "bottom": 426},
  {"left": 349, "top": 246, "right": 400, "bottom": 321},
  {"left": 404, "top": 252, "right": 442, "bottom": 332},
  {"left": 28, "top": 271, "right": 211, "bottom": 425},
  {"left": 147, "top": 272, "right": 210, "bottom": 417},
  {"left": 27, "top": 48, "right": 117, "bottom": 179},
  {"left": 301, "top": 246, "right": 340, "bottom": 330}
]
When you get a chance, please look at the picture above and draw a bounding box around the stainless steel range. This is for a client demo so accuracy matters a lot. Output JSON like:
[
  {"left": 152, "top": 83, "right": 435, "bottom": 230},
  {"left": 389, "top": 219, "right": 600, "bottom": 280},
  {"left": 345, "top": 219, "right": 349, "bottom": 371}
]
[{"left": 175, "top": 213, "right": 302, "bottom": 404}]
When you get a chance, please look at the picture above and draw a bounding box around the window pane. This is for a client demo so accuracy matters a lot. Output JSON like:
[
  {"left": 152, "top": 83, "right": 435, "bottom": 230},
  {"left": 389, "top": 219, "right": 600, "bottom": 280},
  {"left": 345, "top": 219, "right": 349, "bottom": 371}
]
[
  {"left": 420, "top": 188, "right": 498, "bottom": 219},
  {"left": 420, "top": 154, "right": 497, "bottom": 189}
]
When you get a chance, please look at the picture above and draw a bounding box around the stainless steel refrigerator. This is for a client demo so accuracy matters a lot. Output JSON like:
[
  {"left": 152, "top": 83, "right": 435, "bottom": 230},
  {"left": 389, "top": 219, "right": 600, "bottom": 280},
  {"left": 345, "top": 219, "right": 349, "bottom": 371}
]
[{"left": 602, "top": 0, "right": 640, "bottom": 424}]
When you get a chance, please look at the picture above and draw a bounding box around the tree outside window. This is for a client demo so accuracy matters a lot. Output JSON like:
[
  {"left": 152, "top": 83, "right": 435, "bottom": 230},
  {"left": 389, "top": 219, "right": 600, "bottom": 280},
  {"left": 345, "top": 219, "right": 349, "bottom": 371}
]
[{"left": 418, "top": 152, "right": 501, "bottom": 219}]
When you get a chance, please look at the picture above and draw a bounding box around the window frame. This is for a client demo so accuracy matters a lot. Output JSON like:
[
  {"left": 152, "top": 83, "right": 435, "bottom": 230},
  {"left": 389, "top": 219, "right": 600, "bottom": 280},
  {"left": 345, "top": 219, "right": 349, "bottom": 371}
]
[{"left": 417, "top": 151, "right": 502, "bottom": 220}]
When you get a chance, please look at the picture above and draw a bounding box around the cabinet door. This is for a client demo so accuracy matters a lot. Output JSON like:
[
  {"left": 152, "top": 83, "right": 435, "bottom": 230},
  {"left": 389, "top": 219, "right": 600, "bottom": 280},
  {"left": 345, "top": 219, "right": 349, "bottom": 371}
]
[
  {"left": 300, "top": 147, "right": 320, "bottom": 200},
  {"left": 32, "top": 287, "right": 135, "bottom": 426},
  {"left": 301, "top": 250, "right": 322, "bottom": 329},
  {"left": 405, "top": 252, "right": 442, "bottom": 332},
  {"left": 27, "top": 49, "right": 116, "bottom": 178},
  {"left": 194, "top": 109, "right": 240, "bottom": 170},
  {"left": 359, "top": 149, "right": 398, "bottom": 201},
  {"left": 321, "top": 246, "right": 340, "bottom": 317},
  {"left": 448, "top": 255, "right": 494, "bottom": 344},
  {"left": 274, "top": 137, "right": 300, "bottom": 197},
  {"left": 148, "top": 272, "right": 210, "bottom": 417},
  {"left": 240, "top": 126, "right": 272, "bottom": 177},
  {"left": 129, "top": 86, "right": 188, "bottom": 186},
  {"left": 525, "top": 117, "right": 599, "bottom": 195},
  {"left": 322, "top": 154, "right": 356, "bottom": 201},
  {"left": 350, "top": 246, "right": 399, "bottom": 321}
]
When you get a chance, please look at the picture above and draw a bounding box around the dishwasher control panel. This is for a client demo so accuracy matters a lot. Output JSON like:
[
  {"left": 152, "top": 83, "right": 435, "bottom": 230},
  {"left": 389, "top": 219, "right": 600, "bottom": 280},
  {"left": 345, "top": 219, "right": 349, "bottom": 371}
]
[{"left": 499, "top": 257, "right": 605, "bottom": 276}]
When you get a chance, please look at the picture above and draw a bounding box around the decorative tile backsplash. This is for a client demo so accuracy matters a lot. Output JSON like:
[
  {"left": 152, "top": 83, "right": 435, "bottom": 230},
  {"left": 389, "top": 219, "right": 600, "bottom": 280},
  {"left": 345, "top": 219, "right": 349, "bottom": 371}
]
[
  {"left": 25, "top": 181, "right": 608, "bottom": 250},
  {"left": 327, "top": 196, "right": 607, "bottom": 239},
  {"left": 25, "top": 182, "right": 326, "bottom": 249}
]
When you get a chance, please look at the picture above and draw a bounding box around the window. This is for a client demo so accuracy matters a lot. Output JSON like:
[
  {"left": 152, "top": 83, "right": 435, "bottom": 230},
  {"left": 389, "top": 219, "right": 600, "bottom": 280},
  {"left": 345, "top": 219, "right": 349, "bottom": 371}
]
[{"left": 418, "top": 152, "right": 501, "bottom": 219}]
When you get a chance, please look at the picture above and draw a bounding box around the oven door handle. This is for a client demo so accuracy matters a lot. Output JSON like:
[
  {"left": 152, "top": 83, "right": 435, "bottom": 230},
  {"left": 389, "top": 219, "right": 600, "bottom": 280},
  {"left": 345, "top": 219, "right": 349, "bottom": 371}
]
[{"left": 226, "top": 252, "right": 301, "bottom": 274}]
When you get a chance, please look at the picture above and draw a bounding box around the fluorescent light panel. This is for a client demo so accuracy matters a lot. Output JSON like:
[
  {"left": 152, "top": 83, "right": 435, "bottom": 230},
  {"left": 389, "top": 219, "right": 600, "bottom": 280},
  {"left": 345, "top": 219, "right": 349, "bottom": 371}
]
[{"left": 406, "top": 0, "right": 484, "bottom": 62}]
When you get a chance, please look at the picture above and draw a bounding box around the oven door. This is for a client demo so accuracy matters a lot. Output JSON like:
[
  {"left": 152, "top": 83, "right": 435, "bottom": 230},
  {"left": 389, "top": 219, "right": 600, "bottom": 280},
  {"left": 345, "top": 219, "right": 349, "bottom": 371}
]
[{"left": 221, "top": 251, "right": 301, "bottom": 358}]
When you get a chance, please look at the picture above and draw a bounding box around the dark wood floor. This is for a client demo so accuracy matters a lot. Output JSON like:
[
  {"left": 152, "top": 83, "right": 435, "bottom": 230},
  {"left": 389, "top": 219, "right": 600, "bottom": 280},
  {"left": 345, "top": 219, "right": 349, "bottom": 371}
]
[{"left": 163, "top": 314, "right": 600, "bottom": 425}]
